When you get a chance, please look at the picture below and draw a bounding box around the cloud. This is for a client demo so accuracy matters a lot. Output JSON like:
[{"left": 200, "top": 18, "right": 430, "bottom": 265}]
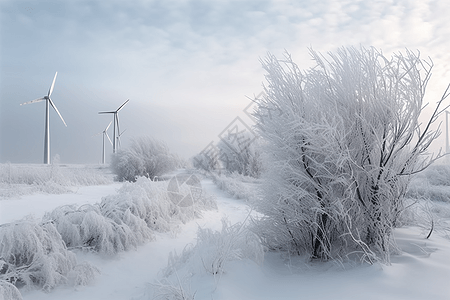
[{"left": 2, "top": 0, "right": 450, "bottom": 163}]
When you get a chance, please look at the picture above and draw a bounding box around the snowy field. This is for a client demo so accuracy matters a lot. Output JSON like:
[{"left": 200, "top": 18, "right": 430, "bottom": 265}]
[{"left": 1, "top": 165, "right": 450, "bottom": 300}]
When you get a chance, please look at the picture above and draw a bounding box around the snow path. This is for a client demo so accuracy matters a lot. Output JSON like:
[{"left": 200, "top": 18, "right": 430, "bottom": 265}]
[
  {"left": 20, "top": 179, "right": 253, "bottom": 300},
  {"left": 5, "top": 178, "right": 450, "bottom": 300}
]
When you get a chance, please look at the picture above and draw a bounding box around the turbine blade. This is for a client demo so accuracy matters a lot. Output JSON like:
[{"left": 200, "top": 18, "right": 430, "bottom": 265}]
[
  {"left": 92, "top": 132, "right": 102, "bottom": 137},
  {"left": 48, "top": 98, "right": 67, "bottom": 127},
  {"left": 119, "top": 128, "right": 127, "bottom": 136},
  {"left": 105, "top": 121, "right": 112, "bottom": 131},
  {"left": 20, "top": 97, "right": 45, "bottom": 105},
  {"left": 116, "top": 99, "right": 129, "bottom": 112},
  {"left": 98, "top": 111, "right": 115, "bottom": 114},
  {"left": 48, "top": 72, "right": 57, "bottom": 97},
  {"left": 105, "top": 132, "right": 113, "bottom": 146},
  {"left": 115, "top": 114, "right": 120, "bottom": 137}
]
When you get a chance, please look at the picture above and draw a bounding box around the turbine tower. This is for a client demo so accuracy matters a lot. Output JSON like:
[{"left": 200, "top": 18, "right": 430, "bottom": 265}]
[
  {"left": 98, "top": 99, "right": 129, "bottom": 153},
  {"left": 116, "top": 128, "right": 127, "bottom": 150},
  {"left": 447, "top": 111, "right": 450, "bottom": 156},
  {"left": 95, "top": 121, "right": 113, "bottom": 164},
  {"left": 20, "top": 72, "right": 67, "bottom": 164}
]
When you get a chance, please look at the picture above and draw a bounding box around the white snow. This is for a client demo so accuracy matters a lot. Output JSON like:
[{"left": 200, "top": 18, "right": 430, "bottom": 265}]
[
  {"left": 1, "top": 175, "right": 450, "bottom": 300},
  {"left": 0, "top": 184, "right": 122, "bottom": 224}
]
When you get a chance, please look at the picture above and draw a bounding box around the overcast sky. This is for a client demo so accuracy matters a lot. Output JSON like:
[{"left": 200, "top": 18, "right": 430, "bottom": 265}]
[{"left": 2, "top": 0, "right": 450, "bottom": 164}]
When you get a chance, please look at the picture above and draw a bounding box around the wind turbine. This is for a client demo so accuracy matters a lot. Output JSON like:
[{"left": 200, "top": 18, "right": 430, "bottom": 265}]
[
  {"left": 98, "top": 99, "right": 129, "bottom": 153},
  {"left": 20, "top": 72, "right": 67, "bottom": 164},
  {"left": 446, "top": 111, "right": 450, "bottom": 156},
  {"left": 94, "top": 121, "right": 113, "bottom": 164},
  {"left": 116, "top": 128, "right": 127, "bottom": 150}
]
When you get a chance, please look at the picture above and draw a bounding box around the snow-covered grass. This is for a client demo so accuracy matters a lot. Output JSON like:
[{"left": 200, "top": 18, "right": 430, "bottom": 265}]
[
  {"left": 0, "top": 167, "right": 217, "bottom": 298},
  {"left": 160, "top": 217, "right": 264, "bottom": 277},
  {"left": 41, "top": 177, "right": 216, "bottom": 255},
  {"left": 211, "top": 172, "right": 261, "bottom": 202},
  {"left": 0, "top": 218, "right": 100, "bottom": 293},
  {"left": 0, "top": 280, "right": 23, "bottom": 300},
  {"left": 148, "top": 216, "right": 264, "bottom": 299},
  {"left": 0, "top": 163, "right": 114, "bottom": 198},
  {"left": 1, "top": 165, "right": 450, "bottom": 299},
  {"left": 407, "top": 163, "right": 450, "bottom": 203}
]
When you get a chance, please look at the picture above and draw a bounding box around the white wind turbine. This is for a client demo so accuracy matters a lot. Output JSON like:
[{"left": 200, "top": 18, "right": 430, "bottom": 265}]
[
  {"left": 98, "top": 99, "right": 129, "bottom": 154},
  {"left": 446, "top": 111, "right": 450, "bottom": 157},
  {"left": 116, "top": 128, "right": 127, "bottom": 151},
  {"left": 20, "top": 72, "right": 67, "bottom": 164},
  {"left": 95, "top": 121, "right": 113, "bottom": 164}
]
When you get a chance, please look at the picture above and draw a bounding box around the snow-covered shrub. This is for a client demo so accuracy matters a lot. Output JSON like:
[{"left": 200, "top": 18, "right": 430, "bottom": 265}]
[
  {"left": 252, "top": 47, "right": 448, "bottom": 263},
  {"left": 149, "top": 219, "right": 262, "bottom": 300},
  {"left": 211, "top": 173, "right": 261, "bottom": 202},
  {"left": 0, "top": 219, "right": 97, "bottom": 292},
  {"left": 0, "top": 280, "right": 23, "bottom": 300},
  {"left": 45, "top": 176, "right": 216, "bottom": 255},
  {"left": 151, "top": 277, "right": 196, "bottom": 300},
  {"left": 0, "top": 220, "right": 76, "bottom": 291},
  {"left": 194, "top": 219, "right": 263, "bottom": 275},
  {"left": 162, "top": 218, "right": 263, "bottom": 277},
  {"left": 44, "top": 203, "right": 150, "bottom": 255},
  {"left": 407, "top": 182, "right": 450, "bottom": 203},
  {"left": 99, "top": 190, "right": 154, "bottom": 241},
  {"left": 398, "top": 198, "right": 450, "bottom": 239},
  {"left": 111, "top": 137, "right": 178, "bottom": 182},
  {"left": 422, "top": 164, "right": 450, "bottom": 186},
  {"left": 217, "top": 132, "right": 263, "bottom": 178},
  {"left": 192, "top": 151, "right": 220, "bottom": 173},
  {"left": 113, "top": 178, "right": 176, "bottom": 232},
  {"left": 66, "top": 262, "right": 100, "bottom": 287},
  {"left": 103, "top": 177, "right": 217, "bottom": 234},
  {"left": 406, "top": 163, "right": 450, "bottom": 203}
]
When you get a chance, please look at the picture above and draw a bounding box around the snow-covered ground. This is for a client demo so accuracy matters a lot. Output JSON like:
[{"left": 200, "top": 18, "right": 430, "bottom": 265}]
[
  {"left": 1, "top": 169, "right": 450, "bottom": 300},
  {"left": 0, "top": 184, "right": 122, "bottom": 224}
]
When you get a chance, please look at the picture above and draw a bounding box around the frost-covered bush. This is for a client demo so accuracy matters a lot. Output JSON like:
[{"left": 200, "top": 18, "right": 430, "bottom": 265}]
[
  {"left": 217, "top": 132, "right": 263, "bottom": 178},
  {"left": 99, "top": 191, "right": 155, "bottom": 241},
  {"left": 252, "top": 47, "right": 448, "bottom": 263},
  {"left": 44, "top": 204, "right": 149, "bottom": 255},
  {"left": 398, "top": 198, "right": 450, "bottom": 239},
  {"left": 407, "top": 182, "right": 450, "bottom": 203},
  {"left": 151, "top": 277, "right": 196, "bottom": 300},
  {"left": 111, "top": 178, "right": 176, "bottom": 232},
  {"left": 406, "top": 164, "right": 450, "bottom": 203},
  {"left": 211, "top": 173, "right": 261, "bottom": 202},
  {"left": 192, "top": 150, "right": 220, "bottom": 173},
  {"left": 0, "top": 220, "right": 76, "bottom": 291},
  {"left": 422, "top": 164, "right": 450, "bottom": 186},
  {"left": 152, "top": 219, "right": 264, "bottom": 299},
  {"left": 111, "top": 137, "right": 178, "bottom": 182},
  {"left": 0, "top": 219, "right": 98, "bottom": 292},
  {"left": 193, "top": 219, "right": 263, "bottom": 275},
  {"left": 104, "top": 177, "right": 217, "bottom": 233},
  {"left": 0, "top": 280, "right": 23, "bottom": 300},
  {"left": 162, "top": 218, "right": 263, "bottom": 278},
  {"left": 44, "top": 176, "right": 217, "bottom": 255},
  {"left": 67, "top": 262, "right": 100, "bottom": 287}
]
